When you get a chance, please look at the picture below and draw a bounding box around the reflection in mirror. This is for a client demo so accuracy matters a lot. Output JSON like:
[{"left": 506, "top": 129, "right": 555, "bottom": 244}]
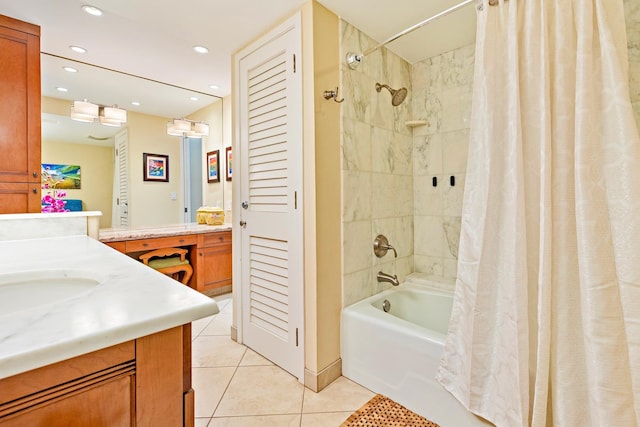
[{"left": 40, "top": 54, "right": 228, "bottom": 229}]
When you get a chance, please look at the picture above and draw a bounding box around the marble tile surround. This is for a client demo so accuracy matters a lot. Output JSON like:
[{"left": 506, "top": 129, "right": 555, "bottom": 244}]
[
  {"left": 341, "top": 5, "right": 640, "bottom": 305},
  {"left": 626, "top": 0, "right": 640, "bottom": 126},
  {"left": 341, "top": 21, "right": 414, "bottom": 306},
  {"left": 412, "top": 44, "right": 474, "bottom": 284}
]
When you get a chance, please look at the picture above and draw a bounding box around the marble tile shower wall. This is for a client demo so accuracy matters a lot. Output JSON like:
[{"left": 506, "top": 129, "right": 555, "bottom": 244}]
[
  {"left": 411, "top": 44, "right": 474, "bottom": 284},
  {"left": 626, "top": 0, "right": 640, "bottom": 128},
  {"left": 340, "top": 21, "right": 414, "bottom": 307},
  {"left": 340, "top": 5, "right": 640, "bottom": 306}
]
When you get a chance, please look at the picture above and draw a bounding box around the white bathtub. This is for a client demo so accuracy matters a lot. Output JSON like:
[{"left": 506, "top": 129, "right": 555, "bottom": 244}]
[{"left": 341, "top": 275, "right": 491, "bottom": 427}]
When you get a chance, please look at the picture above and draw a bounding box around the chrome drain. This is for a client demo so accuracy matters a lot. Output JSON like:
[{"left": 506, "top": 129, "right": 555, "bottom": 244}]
[{"left": 382, "top": 299, "right": 391, "bottom": 312}]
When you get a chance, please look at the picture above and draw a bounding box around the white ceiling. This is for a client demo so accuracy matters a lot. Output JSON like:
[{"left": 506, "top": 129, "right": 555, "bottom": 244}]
[{"left": 0, "top": 0, "right": 476, "bottom": 142}]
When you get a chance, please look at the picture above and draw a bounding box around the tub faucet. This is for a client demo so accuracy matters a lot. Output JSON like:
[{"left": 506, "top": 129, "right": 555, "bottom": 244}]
[{"left": 377, "top": 271, "right": 400, "bottom": 286}]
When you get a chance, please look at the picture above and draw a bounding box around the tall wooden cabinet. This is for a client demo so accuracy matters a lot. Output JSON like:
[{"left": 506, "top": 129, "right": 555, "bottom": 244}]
[{"left": 0, "top": 15, "right": 41, "bottom": 213}]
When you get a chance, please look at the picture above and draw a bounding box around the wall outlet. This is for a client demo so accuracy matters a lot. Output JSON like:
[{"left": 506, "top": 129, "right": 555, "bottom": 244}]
[{"left": 170, "top": 192, "right": 177, "bottom": 200}]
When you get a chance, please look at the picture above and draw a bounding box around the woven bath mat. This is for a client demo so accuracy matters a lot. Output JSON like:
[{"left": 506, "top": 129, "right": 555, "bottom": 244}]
[{"left": 341, "top": 394, "right": 440, "bottom": 427}]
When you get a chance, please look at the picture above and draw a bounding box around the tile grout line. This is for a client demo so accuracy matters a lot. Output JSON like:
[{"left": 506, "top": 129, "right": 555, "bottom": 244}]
[
  {"left": 207, "top": 346, "right": 246, "bottom": 420},
  {"left": 298, "top": 381, "right": 306, "bottom": 426}
]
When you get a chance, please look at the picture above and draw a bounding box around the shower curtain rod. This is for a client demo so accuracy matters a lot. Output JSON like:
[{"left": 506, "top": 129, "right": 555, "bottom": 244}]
[{"left": 346, "top": 0, "right": 475, "bottom": 69}]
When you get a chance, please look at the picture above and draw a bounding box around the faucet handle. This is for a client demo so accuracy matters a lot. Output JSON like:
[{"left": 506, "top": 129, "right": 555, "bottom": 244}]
[
  {"left": 373, "top": 234, "right": 397, "bottom": 258},
  {"left": 384, "top": 244, "right": 398, "bottom": 258}
]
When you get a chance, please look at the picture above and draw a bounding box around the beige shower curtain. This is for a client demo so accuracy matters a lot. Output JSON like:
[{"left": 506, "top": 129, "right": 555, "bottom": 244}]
[{"left": 436, "top": 0, "right": 640, "bottom": 426}]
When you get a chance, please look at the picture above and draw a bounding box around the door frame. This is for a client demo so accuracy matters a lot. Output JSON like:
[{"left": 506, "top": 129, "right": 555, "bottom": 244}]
[{"left": 181, "top": 136, "right": 203, "bottom": 223}]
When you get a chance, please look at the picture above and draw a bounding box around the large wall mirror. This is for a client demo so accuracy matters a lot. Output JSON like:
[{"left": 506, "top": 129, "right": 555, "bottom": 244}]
[{"left": 40, "top": 54, "right": 228, "bottom": 230}]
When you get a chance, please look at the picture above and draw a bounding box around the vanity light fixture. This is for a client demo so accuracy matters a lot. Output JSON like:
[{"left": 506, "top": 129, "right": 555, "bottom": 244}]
[
  {"left": 166, "top": 118, "right": 210, "bottom": 139},
  {"left": 70, "top": 99, "right": 99, "bottom": 122},
  {"left": 81, "top": 5, "right": 103, "bottom": 16},
  {"left": 193, "top": 45, "right": 209, "bottom": 54},
  {"left": 70, "top": 99, "right": 127, "bottom": 127},
  {"left": 69, "top": 45, "right": 88, "bottom": 54}
]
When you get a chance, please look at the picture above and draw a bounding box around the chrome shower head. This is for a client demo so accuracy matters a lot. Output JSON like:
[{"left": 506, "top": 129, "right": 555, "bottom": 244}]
[{"left": 375, "top": 83, "right": 408, "bottom": 106}]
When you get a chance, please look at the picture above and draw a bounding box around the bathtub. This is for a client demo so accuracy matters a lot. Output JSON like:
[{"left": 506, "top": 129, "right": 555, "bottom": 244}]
[{"left": 341, "top": 275, "right": 491, "bottom": 427}]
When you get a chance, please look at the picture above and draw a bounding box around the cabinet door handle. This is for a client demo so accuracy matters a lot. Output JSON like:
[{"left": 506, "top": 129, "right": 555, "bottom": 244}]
[
  {"left": 32, "top": 188, "right": 37, "bottom": 194},
  {"left": 142, "top": 243, "right": 148, "bottom": 247},
  {"left": 179, "top": 239, "right": 185, "bottom": 243},
  {"left": 32, "top": 171, "right": 38, "bottom": 178}
]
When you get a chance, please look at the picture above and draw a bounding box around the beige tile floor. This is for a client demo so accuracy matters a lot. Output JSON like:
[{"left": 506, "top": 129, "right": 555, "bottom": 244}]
[{"left": 191, "top": 294, "right": 376, "bottom": 427}]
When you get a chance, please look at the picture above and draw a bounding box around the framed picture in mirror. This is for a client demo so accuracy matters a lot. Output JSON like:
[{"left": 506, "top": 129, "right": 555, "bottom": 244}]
[
  {"left": 143, "top": 153, "right": 169, "bottom": 182},
  {"left": 226, "top": 146, "right": 232, "bottom": 181},
  {"left": 207, "top": 150, "right": 220, "bottom": 183}
]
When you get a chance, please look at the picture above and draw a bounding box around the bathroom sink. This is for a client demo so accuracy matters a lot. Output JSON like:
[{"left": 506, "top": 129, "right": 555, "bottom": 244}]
[{"left": 0, "top": 270, "right": 102, "bottom": 316}]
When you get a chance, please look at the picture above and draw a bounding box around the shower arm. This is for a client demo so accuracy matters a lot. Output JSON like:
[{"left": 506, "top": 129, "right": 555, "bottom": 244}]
[{"left": 346, "top": 0, "right": 475, "bottom": 69}]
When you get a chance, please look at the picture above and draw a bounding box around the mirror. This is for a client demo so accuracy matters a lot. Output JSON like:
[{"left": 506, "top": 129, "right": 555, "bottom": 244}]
[{"left": 40, "top": 54, "right": 228, "bottom": 230}]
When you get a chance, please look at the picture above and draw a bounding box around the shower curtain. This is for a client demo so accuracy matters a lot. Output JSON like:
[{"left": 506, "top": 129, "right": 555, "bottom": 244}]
[{"left": 436, "top": 1, "right": 640, "bottom": 426}]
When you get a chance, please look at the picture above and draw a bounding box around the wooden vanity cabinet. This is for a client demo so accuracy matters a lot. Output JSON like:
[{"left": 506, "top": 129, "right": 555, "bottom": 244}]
[
  {"left": 103, "top": 230, "right": 232, "bottom": 295},
  {"left": 196, "top": 231, "right": 232, "bottom": 295},
  {"left": 0, "top": 15, "right": 41, "bottom": 213},
  {"left": 0, "top": 326, "right": 193, "bottom": 427}
]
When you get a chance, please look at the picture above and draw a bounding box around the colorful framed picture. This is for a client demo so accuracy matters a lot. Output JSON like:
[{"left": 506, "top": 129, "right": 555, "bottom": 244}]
[
  {"left": 225, "top": 146, "right": 232, "bottom": 181},
  {"left": 41, "top": 164, "right": 81, "bottom": 189},
  {"left": 207, "top": 150, "right": 220, "bottom": 183},
  {"left": 143, "top": 153, "right": 169, "bottom": 182}
]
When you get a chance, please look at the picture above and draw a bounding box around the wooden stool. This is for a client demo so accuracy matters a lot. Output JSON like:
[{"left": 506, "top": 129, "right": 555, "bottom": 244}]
[{"left": 139, "top": 247, "right": 193, "bottom": 285}]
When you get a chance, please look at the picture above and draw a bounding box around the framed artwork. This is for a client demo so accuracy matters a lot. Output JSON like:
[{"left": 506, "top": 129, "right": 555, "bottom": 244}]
[
  {"left": 225, "top": 146, "right": 232, "bottom": 181},
  {"left": 143, "top": 153, "right": 169, "bottom": 182},
  {"left": 207, "top": 150, "right": 220, "bottom": 183},
  {"left": 41, "top": 164, "right": 81, "bottom": 189}
]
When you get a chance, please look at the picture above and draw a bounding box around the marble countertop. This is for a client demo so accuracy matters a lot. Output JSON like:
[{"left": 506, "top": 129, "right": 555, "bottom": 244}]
[
  {"left": 0, "top": 235, "right": 219, "bottom": 380},
  {"left": 99, "top": 222, "right": 232, "bottom": 242}
]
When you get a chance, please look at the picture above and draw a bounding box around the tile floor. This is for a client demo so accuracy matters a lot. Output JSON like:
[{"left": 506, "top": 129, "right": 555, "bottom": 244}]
[{"left": 191, "top": 293, "right": 376, "bottom": 427}]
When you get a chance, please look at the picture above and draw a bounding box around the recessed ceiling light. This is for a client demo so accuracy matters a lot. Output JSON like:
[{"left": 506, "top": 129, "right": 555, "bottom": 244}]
[
  {"left": 63, "top": 66, "right": 78, "bottom": 73},
  {"left": 56, "top": 87, "right": 68, "bottom": 92},
  {"left": 81, "top": 5, "right": 103, "bottom": 16},
  {"left": 190, "top": 96, "right": 199, "bottom": 101},
  {"left": 131, "top": 101, "right": 141, "bottom": 106},
  {"left": 69, "top": 45, "right": 87, "bottom": 54},
  {"left": 209, "top": 84, "right": 219, "bottom": 90},
  {"left": 193, "top": 45, "right": 208, "bottom": 54}
]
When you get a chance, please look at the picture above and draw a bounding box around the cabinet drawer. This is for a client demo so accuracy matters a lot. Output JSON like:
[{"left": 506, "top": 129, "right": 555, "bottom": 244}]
[
  {"left": 103, "top": 241, "right": 126, "bottom": 253},
  {"left": 126, "top": 235, "right": 197, "bottom": 252},
  {"left": 0, "top": 341, "right": 135, "bottom": 404},
  {"left": 201, "top": 231, "right": 232, "bottom": 248}
]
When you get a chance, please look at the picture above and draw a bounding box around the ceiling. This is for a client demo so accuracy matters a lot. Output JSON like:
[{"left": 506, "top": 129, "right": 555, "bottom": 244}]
[{"left": 0, "top": 0, "right": 476, "bottom": 121}]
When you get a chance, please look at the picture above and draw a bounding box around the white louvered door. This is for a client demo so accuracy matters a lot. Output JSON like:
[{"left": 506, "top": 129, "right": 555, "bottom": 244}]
[
  {"left": 237, "top": 14, "right": 303, "bottom": 379},
  {"left": 114, "top": 129, "right": 129, "bottom": 227}
]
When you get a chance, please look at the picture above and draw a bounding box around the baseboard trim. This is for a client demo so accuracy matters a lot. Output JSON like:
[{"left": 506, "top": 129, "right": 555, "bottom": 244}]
[
  {"left": 304, "top": 358, "right": 342, "bottom": 392},
  {"left": 230, "top": 325, "right": 238, "bottom": 342}
]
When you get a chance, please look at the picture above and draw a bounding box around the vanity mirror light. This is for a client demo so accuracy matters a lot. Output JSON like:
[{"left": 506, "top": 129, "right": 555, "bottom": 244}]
[{"left": 40, "top": 54, "right": 227, "bottom": 229}]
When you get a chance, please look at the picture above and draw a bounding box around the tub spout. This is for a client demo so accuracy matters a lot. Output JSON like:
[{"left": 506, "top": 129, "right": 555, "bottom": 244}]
[{"left": 377, "top": 271, "right": 400, "bottom": 286}]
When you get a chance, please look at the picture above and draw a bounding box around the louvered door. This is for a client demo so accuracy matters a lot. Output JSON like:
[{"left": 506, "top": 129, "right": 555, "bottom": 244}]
[
  {"left": 237, "top": 14, "right": 303, "bottom": 379},
  {"left": 114, "top": 129, "right": 129, "bottom": 227}
]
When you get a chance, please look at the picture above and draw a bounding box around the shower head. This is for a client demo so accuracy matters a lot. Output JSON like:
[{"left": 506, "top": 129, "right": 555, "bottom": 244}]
[{"left": 375, "top": 83, "right": 408, "bottom": 106}]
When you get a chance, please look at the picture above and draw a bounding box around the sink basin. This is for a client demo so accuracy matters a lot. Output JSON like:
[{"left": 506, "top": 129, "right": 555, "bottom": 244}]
[{"left": 0, "top": 269, "right": 102, "bottom": 316}]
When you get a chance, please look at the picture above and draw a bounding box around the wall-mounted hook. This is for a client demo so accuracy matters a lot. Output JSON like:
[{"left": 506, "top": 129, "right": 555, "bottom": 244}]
[{"left": 323, "top": 87, "right": 344, "bottom": 103}]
